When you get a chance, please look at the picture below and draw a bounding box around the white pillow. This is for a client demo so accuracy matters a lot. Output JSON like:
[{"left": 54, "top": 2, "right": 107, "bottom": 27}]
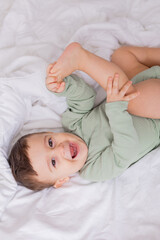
[
  {"left": 0, "top": 84, "right": 29, "bottom": 219},
  {"left": 0, "top": 56, "right": 67, "bottom": 219}
]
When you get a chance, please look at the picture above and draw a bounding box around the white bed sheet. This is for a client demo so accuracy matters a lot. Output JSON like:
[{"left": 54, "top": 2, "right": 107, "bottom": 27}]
[{"left": 0, "top": 0, "right": 160, "bottom": 239}]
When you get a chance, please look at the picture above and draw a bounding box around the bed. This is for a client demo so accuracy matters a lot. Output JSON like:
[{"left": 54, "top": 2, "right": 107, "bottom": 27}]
[{"left": 0, "top": 0, "right": 160, "bottom": 239}]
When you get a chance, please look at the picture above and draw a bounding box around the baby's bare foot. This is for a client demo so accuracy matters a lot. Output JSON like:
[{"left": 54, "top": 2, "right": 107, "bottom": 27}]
[{"left": 49, "top": 42, "right": 84, "bottom": 81}]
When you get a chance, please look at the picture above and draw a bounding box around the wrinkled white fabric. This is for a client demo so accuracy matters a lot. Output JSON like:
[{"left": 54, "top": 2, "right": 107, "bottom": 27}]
[{"left": 0, "top": 0, "right": 160, "bottom": 239}]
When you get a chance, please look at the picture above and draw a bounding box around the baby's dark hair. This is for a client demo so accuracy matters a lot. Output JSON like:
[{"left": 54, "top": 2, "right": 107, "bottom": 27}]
[{"left": 8, "top": 134, "right": 53, "bottom": 191}]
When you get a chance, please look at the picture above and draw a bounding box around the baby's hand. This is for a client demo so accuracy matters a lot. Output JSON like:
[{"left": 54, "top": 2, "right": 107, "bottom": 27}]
[
  {"left": 46, "top": 75, "right": 65, "bottom": 93},
  {"left": 46, "top": 63, "right": 65, "bottom": 93},
  {"left": 106, "top": 73, "right": 140, "bottom": 103}
]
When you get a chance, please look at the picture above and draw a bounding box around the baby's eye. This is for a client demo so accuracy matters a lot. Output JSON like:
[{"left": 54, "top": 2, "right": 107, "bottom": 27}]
[
  {"left": 48, "top": 138, "right": 53, "bottom": 148},
  {"left": 52, "top": 158, "right": 56, "bottom": 168}
]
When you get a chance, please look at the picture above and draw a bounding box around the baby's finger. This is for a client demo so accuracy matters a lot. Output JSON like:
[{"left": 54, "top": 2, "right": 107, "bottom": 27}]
[
  {"left": 48, "top": 72, "right": 62, "bottom": 82},
  {"left": 106, "top": 77, "right": 113, "bottom": 95},
  {"left": 45, "top": 76, "right": 57, "bottom": 85},
  {"left": 56, "top": 82, "right": 65, "bottom": 93},
  {"left": 119, "top": 81, "right": 132, "bottom": 96},
  {"left": 47, "top": 82, "right": 59, "bottom": 92},
  {"left": 112, "top": 73, "right": 119, "bottom": 94},
  {"left": 48, "top": 82, "right": 59, "bottom": 88},
  {"left": 124, "top": 91, "right": 140, "bottom": 101}
]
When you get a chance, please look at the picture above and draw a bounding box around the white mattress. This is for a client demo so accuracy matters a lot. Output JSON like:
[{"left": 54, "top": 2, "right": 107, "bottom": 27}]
[{"left": 0, "top": 0, "right": 160, "bottom": 239}]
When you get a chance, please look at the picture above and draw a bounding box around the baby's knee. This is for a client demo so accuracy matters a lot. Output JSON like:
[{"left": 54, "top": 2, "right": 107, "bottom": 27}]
[{"left": 111, "top": 46, "right": 128, "bottom": 63}]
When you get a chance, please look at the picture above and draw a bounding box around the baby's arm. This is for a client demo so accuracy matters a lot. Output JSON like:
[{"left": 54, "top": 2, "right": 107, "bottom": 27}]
[
  {"left": 80, "top": 74, "right": 140, "bottom": 181},
  {"left": 46, "top": 73, "right": 96, "bottom": 112},
  {"left": 46, "top": 73, "right": 96, "bottom": 131},
  {"left": 80, "top": 100, "right": 140, "bottom": 181}
]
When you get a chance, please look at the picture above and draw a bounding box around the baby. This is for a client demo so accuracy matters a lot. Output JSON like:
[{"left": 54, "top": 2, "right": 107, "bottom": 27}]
[{"left": 8, "top": 43, "right": 160, "bottom": 190}]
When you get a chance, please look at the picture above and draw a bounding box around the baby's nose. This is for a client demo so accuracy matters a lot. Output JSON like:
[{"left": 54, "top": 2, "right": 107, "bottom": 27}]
[
  {"left": 55, "top": 143, "right": 65, "bottom": 157},
  {"left": 56, "top": 142, "right": 72, "bottom": 160}
]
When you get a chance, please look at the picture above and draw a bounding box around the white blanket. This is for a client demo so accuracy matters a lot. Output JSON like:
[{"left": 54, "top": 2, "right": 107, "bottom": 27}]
[{"left": 0, "top": 0, "right": 160, "bottom": 239}]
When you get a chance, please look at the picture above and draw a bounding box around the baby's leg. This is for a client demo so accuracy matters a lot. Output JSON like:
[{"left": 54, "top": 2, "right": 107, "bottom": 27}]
[
  {"left": 49, "top": 42, "right": 160, "bottom": 118},
  {"left": 111, "top": 45, "right": 160, "bottom": 79},
  {"left": 111, "top": 46, "right": 160, "bottom": 118},
  {"left": 49, "top": 42, "right": 135, "bottom": 93},
  {"left": 128, "top": 78, "right": 160, "bottom": 118}
]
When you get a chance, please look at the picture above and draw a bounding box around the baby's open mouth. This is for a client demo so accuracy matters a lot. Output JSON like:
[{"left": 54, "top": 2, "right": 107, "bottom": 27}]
[{"left": 69, "top": 143, "right": 78, "bottom": 159}]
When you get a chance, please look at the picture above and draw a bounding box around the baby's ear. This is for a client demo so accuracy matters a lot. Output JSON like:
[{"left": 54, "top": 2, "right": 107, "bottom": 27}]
[{"left": 53, "top": 177, "right": 70, "bottom": 188}]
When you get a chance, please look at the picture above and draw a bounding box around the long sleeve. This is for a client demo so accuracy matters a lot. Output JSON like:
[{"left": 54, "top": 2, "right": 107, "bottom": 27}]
[
  {"left": 80, "top": 101, "right": 140, "bottom": 181},
  {"left": 54, "top": 74, "right": 96, "bottom": 131}
]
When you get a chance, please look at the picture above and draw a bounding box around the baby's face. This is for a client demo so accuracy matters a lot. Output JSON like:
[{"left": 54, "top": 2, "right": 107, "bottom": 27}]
[{"left": 27, "top": 132, "right": 88, "bottom": 188}]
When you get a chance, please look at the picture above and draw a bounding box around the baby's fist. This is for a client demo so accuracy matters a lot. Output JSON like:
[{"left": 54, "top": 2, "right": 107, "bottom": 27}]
[{"left": 46, "top": 76, "right": 65, "bottom": 93}]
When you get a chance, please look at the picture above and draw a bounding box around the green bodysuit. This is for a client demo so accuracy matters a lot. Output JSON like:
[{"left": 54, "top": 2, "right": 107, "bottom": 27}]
[{"left": 54, "top": 66, "right": 160, "bottom": 181}]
